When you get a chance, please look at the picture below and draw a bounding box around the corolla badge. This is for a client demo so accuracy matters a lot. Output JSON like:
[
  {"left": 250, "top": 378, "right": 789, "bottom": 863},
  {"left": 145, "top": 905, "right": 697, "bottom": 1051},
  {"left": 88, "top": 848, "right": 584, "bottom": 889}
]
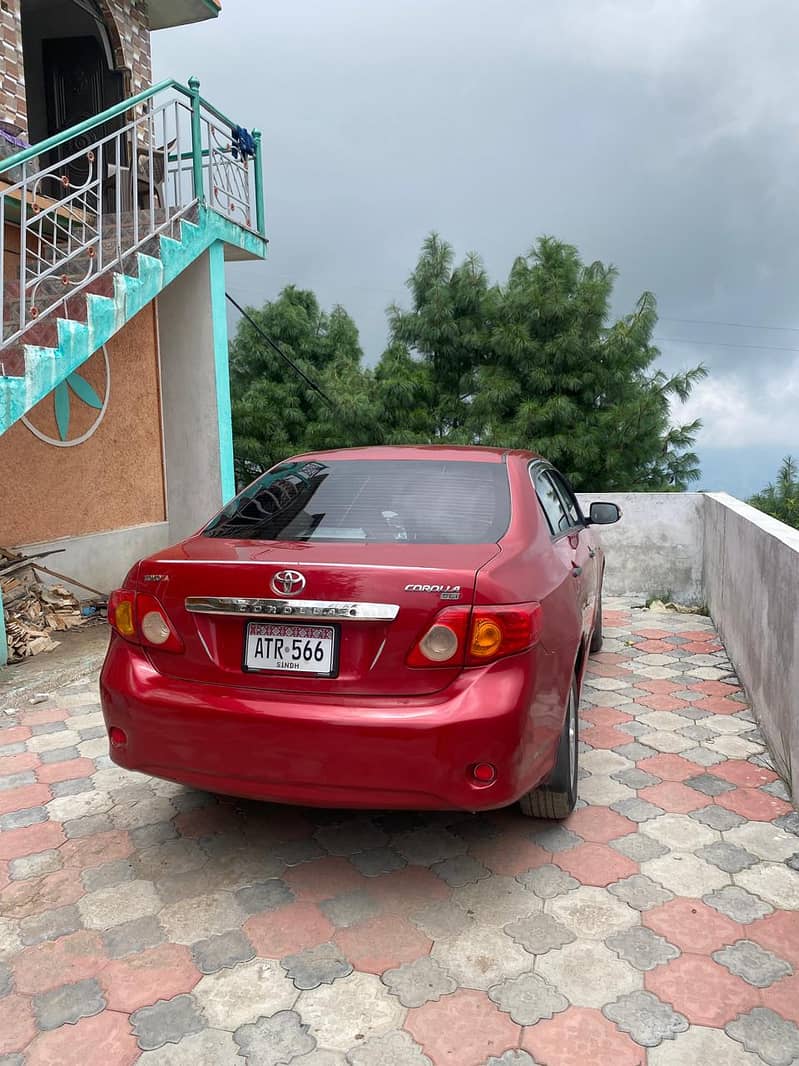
[{"left": 271, "top": 570, "right": 306, "bottom": 596}]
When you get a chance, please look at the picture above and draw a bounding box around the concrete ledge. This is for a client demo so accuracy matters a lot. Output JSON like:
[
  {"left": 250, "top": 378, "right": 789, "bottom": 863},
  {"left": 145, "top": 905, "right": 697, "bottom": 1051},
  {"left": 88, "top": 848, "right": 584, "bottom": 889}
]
[
  {"left": 19, "top": 521, "right": 170, "bottom": 596},
  {"left": 703, "top": 493, "right": 799, "bottom": 798},
  {"left": 577, "top": 492, "right": 705, "bottom": 606}
]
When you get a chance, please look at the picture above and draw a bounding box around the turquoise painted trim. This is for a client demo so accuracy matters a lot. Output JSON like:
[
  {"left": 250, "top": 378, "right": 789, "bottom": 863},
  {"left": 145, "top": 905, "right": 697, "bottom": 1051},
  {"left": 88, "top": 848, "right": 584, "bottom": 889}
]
[
  {"left": 0, "top": 206, "right": 267, "bottom": 435},
  {"left": 209, "top": 241, "right": 235, "bottom": 503},
  {"left": 0, "top": 586, "right": 7, "bottom": 668},
  {"left": 253, "top": 130, "right": 265, "bottom": 236}
]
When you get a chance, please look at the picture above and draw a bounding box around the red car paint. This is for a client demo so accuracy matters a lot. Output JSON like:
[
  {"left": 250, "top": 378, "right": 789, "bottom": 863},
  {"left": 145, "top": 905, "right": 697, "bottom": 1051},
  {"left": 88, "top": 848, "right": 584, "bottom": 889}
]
[{"left": 100, "top": 445, "right": 604, "bottom": 811}]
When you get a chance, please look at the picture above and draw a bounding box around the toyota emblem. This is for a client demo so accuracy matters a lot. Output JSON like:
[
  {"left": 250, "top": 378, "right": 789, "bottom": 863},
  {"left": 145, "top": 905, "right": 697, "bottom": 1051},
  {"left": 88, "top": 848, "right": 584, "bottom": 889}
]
[{"left": 271, "top": 570, "right": 306, "bottom": 596}]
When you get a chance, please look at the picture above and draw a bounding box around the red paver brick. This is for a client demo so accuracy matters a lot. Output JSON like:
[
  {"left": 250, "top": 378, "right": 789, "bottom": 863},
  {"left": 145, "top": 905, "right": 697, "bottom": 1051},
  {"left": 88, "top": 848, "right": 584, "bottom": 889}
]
[
  {"left": 0, "top": 752, "right": 40, "bottom": 776},
  {"left": 693, "top": 680, "right": 743, "bottom": 697},
  {"left": 245, "top": 900, "right": 335, "bottom": 958},
  {"left": 521, "top": 1005, "right": 643, "bottom": 1065},
  {"left": 406, "top": 988, "right": 521, "bottom": 1066},
  {"left": 0, "top": 820, "right": 65, "bottom": 860},
  {"left": 604, "top": 612, "right": 630, "bottom": 626},
  {"left": 715, "top": 788, "right": 793, "bottom": 821},
  {"left": 36, "top": 758, "right": 96, "bottom": 784},
  {"left": 0, "top": 861, "right": 8, "bottom": 891},
  {"left": 643, "top": 898, "right": 740, "bottom": 955},
  {"left": 0, "top": 783, "right": 51, "bottom": 816},
  {"left": 634, "top": 679, "right": 683, "bottom": 695},
  {"left": 13, "top": 930, "right": 109, "bottom": 994},
  {"left": 283, "top": 856, "right": 368, "bottom": 902},
  {"left": 26, "top": 1011, "right": 138, "bottom": 1066},
  {"left": 555, "top": 842, "right": 638, "bottom": 887},
  {"left": 565, "top": 806, "right": 637, "bottom": 844},
  {"left": 634, "top": 639, "right": 676, "bottom": 653},
  {"left": 633, "top": 629, "right": 675, "bottom": 640},
  {"left": 0, "top": 993, "right": 36, "bottom": 1054},
  {"left": 580, "top": 707, "right": 634, "bottom": 728},
  {"left": 590, "top": 652, "right": 630, "bottom": 665},
  {"left": 1, "top": 867, "right": 85, "bottom": 919},
  {"left": 709, "top": 760, "right": 778, "bottom": 788},
  {"left": 636, "top": 754, "right": 703, "bottom": 782},
  {"left": 100, "top": 943, "right": 200, "bottom": 1012},
  {"left": 368, "top": 865, "right": 452, "bottom": 914},
  {"left": 645, "top": 954, "right": 760, "bottom": 1027},
  {"left": 747, "top": 911, "right": 799, "bottom": 969},
  {"left": 173, "top": 805, "right": 239, "bottom": 838},
  {"left": 59, "top": 830, "right": 133, "bottom": 869},
  {"left": 580, "top": 724, "right": 633, "bottom": 750},
  {"left": 681, "top": 641, "right": 723, "bottom": 654},
  {"left": 18, "top": 708, "right": 70, "bottom": 726},
  {"left": 765, "top": 972, "right": 799, "bottom": 1025},
  {"left": 0, "top": 726, "right": 32, "bottom": 746},
  {"left": 678, "top": 630, "right": 716, "bottom": 642},
  {"left": 693, "top": 696, "right": 744, "bottom": 715},
  {"left": 334, "top": 913, "right": 432, "bottom": 973},
  {"left": 585, "top": 662, "right": 628, "bottom": 679},
  {"left": 633, "top": 694, "right": 689, "bottom": 713},
  {"left": 638, "top": 781, "right": 706, "bottom": 814},
  {"left": 470, "top": 835, "right": 550, "bottom": 877}
]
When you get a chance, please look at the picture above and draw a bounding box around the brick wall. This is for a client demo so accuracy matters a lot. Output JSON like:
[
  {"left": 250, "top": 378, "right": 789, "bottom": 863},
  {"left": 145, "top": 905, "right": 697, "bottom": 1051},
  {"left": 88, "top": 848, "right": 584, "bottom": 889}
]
[
  {"left": 0, "top": 1, "right": 27, "bottom": 135},
  {"left": 0, "top": 0, "right": 152, "bottom": 140}
]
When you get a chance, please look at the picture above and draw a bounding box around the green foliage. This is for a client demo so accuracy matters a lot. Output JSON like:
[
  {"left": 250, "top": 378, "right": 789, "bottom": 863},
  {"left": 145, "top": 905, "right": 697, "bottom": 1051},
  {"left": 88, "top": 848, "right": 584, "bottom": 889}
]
[
  {"left": 748, "top": 456, "right": 799, "bottom": 530},
  {"left": 230, "top": 237, "right": 707, "bottom": 492}
]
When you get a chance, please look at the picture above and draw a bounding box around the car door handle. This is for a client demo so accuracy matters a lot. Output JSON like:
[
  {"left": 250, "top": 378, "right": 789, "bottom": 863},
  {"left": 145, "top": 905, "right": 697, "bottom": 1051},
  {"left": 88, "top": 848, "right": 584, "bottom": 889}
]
[
  {"left": 571, "top": 565, "right": 583, "bottom": 577},
  {"left": 588, "top": 548, "right": 596, "bottom": 559}
]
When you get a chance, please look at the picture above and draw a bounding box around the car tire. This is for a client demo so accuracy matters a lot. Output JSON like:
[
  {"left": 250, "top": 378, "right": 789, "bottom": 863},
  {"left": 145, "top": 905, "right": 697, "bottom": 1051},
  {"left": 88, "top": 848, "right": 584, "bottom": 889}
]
[
  {"left": 519, "top": 679, "right": 578, "bottom": 820},
  {"left": 589, "top": 589, "right": 603, "bottom": 653}
]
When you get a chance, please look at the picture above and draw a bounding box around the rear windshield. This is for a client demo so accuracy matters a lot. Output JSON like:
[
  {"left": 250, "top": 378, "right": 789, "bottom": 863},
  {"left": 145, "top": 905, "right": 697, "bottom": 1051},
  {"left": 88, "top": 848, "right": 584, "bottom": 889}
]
[{"left": 204, "top": 459, "right": 511, "bottom": 544}]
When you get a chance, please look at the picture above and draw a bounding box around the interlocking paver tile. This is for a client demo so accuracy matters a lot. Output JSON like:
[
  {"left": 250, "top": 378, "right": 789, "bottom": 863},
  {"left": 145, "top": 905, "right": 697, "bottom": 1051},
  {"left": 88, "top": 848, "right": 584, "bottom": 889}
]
[
  {"left": 24, "top": 1011, "right": 138, "bottom": 1066},
  {"left": 350, "top": 847, "right": 406, "bottom": 878},
  {"left": 191, "top": 929, "right": 256, "bottom": 974},
  {"left": 489, "top": 970, "right": 568, "bottom": 1024},
  {"left": 608, "top": 874, "right": 672, "bottom": 911},
  {"left": 299, "top": 971, "right": 405, "bottom": 1051},
  {"left": 698, "top": 840, "right": 758, "bottom": 874},
  {"left": 536, "top": 938, "right": 642, "bottom": 1008},
  {"left": 725, "top": 1007, "right": 799, "bottom": 1066},
  {"left": 282, "top": 943, "right": 352, "bottom": 990},
  {"left": 504, "top": 912, "right": 576, "bottom": 955},
  {"left": 516, "top": 863, "right": 579, "bottom": 899},
  {"left": 648, "top": 1025, "right": 762, "bottom": 1065},
  {"left": 690, "top": 803, "right": 746, "bottom": 830},
  {"left": 605, "top": 925, "right": 679, "bottom": 970},
  {"left": 521, "top": 1004, "right": 643, "bottom": 1065},
  {"left": 406, "top": 987, "right": 521, "bottom": 1065},
  {"left": 100, "top": 943, "right": 200, "bottom": 1013},
  {"left": 130, "top": 993, "right": 206, "bottom": 1052},
  {"left": 735, "top": 861, "right": 799, "bottom": 910},
  {"left": 32, "top": 977, "right": 105, "bottom": 1030},
  {"left": 193, "top": 958, "right": 297, "bottom": 1031},
  {"left": 603, "top": 989, "right": 689, "bottom": 1047},
  {"left": 345, "top": 1030, "right": 432, "bottom": 1066},
  {"left": 645, "top": 954, "right": 761, "bottom": 1027},
  {"left": 335, "top": 913, "right": 432, "bottom": 974},
  {"left": 713, "top": 939, "right": 792, "bottom": 988},
  {"left": 136, "top": 1028, "right": 241, "bottom": 1065},
  {"left": 381, "top": 956, "right": 456, "bottom": 1007}
]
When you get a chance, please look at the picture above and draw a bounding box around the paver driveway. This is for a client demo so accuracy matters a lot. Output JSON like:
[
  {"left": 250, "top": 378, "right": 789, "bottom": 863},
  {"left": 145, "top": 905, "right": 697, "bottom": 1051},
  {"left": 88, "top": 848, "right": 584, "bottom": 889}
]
[{"left": 1, "top": 598, "right": 798, "bottom": 1065}]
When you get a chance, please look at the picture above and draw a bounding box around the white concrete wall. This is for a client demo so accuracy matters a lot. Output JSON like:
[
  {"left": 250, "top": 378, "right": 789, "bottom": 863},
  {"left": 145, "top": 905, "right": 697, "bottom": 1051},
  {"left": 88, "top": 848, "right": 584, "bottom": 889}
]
[
  {"left": 157, "top": 244, "right": 233, "bottom": 544},
  {"left": 703, "top": 493, "right": 799, "bottom": 799},
  {"left": 19, "top": 522, "right": 170, "bottom": 596},
  {"left": 577, "top": 492, "right": 705, "bottom": 606}
]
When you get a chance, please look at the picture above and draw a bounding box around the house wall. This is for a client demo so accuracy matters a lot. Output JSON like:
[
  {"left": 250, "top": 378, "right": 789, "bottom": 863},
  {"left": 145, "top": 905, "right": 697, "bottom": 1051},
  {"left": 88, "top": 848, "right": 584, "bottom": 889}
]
[
  {"left": 0, "top": 302, "right": 165, "bottom": 546},
  {"left": 0, "top": 3, "right": 27, "bottom": 135},
  {"left": 576, "top": 492, "right": 706, "bottom": 606},
  {"left": 703, "top": 493, "right": 799, "bottom": 801}
]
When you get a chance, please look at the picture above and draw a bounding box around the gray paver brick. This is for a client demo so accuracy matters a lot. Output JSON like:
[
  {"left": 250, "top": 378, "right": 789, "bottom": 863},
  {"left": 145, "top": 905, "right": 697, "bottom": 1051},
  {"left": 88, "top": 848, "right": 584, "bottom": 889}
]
[
  {"left": 63, "top": 812, "right": 114, "bottom": 838},
  {"left": 612, "top": 742, "right": 658, "bottom": 762},
  {"left": 611, "top": 768, "right": 662, "bottom": 790},
  {"left": 608, "top": 874, "right": 673, "bottom": 911},
  {"left": 345, "top": 1030, "right": 432, "bottom": 1066},
  {"left": 488, "top": 971, "right": 568, "bottom": 1025},
  {"left": 603, "top": 990, "right": 689, "bottom": 1047},
  {"left": 611, "top": 798, "right": 665, "bottom": 823},
  {"left": 102, "top": 915, "right": 166, "bottom": 958},
  {"left": 504, "top": 913, "right": 576, "bottom": 955},
  {"left": 684, "top": 773, "right": 735, "bottom": 796},
  {"left": 725, "top": 1007, "right": 799, "bottom": 1066},
  {"left": 50, "top": 777, "right": 94, "bottom": 798},
  {"left": 131, "top": 821, "right": 179, "bottom": 848},
  {"left": 526, "top": 824, "right": 582, "bottom": 852},
  {"left": 8, "top": 849, "right": 61, "bottom": 881},
  {"left": 192, "top": 929, "right": 256, "bottom": 974},
  {"left": 0, "top": 771, "right": 36, "bottom": 791},
  {"left": 516, "top": 864, "right": 579, "bottom": 899},
  {"left": 485, "top": 1054, "right": 536, "bottom": 1066},
  {"left": 409, "top": 901, "right": 472, "bottom": 940},
  {"left": 234, "top": 1010, "right": 315, "bottom": 1065},
  {"left": 381, "top": 956, "right": 456, "bottom": 1008},
  {"left": 0, "top": 961, "right": 12, "bottom": 997},
  {"left": 39, "top": 745, "right": 79, "bottom": 763},
  {"left": 704, "top": 885, "right": 774, "bottom": 924},
  {"left": 605, "top": 927, "right": 680, "bottom": 971},
  {"left": 235, "top": 879, "right": 294, "bottom": 915},
  {"left": 0, "top": 806, "right": 46, "bottom": 831},
  {"left": 690, "top": 805, "right": 746, "bottom": 831},
  {"left": 350, "top": 847, "right": 406, "bottom": 878},
  {"left": 276, "top": 840, "right": 327, "bottom": 867},
  {"left": 610, "top": 832, "right": 668, "bottom": 863},
  {"left": 431, "top": 854, "right": 490, "bottom": 887},
  {"left": 697, "top": 841, "right": 758, "bottom": 874},
  {"left": 776, "top": 812, "right": 799, "bottom": 837},
  {"left": 33, "top": 978, "right": 105, "bottom": 1030},
  {"left": 131, "top": 994, "right": 206, "bottom": 1051},
  {"left": 282, "top": 943, "right": 353, "bottom": 990},
  {"left": 712, "top": 940, "right": 793, "bottom": 988},
  {"left": 81, "top": 859, "right": 137, "bottom": 892},
  {"left": 320, "top": 890, "right": 379, "bottom": 929},
  {"left": 392, "top": 828, "right": 466, "bottom": 865},
  {"left": 20, "top": 905, "right": 81, "bottom": 946}
]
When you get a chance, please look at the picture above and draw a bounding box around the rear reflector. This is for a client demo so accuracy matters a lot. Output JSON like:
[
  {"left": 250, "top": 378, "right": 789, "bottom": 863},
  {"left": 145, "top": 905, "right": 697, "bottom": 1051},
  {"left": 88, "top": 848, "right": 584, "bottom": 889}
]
[
  {"left": 108, "top": 727, "right": 127, "bottom": 747},
  {"left": 408, "top": 603, "right": 542, "bottom": 668},
  {"left": 471, "top": 762, "right": 497, "bottom": 784}
]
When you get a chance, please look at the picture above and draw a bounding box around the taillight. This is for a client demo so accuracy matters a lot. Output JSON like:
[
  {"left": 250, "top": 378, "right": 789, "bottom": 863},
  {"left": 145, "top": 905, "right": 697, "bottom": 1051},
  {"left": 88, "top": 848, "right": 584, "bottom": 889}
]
[
  {"left": 108, "top": 589, "right": 183, "bottom": 653},
  {"left": 407, "top": 602, "right": 542, "bottom": 667}
]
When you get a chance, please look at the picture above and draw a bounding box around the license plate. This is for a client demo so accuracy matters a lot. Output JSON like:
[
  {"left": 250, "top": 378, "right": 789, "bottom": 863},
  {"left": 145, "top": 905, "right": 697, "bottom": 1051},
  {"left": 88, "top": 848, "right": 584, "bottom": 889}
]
[{"left": 244, "top": 622, "right": 338, "bottom": 676}]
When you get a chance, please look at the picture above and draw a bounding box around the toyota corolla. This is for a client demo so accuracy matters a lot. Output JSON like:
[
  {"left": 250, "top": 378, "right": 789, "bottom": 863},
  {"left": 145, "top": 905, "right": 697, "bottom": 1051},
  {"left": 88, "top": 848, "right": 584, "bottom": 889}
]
[{"left": 100, "top": 446, "right": 620, "bottom": 818}]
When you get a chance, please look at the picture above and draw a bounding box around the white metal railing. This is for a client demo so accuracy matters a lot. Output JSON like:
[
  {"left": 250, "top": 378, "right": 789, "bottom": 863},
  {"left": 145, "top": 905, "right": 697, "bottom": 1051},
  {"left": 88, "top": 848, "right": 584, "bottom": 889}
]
[{"left": 0, "top": 78, "right": 264, "bottom": 364}]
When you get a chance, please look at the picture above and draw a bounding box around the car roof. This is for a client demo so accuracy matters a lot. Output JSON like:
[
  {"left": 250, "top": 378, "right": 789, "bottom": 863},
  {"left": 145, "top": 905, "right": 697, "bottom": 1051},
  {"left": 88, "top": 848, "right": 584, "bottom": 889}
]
[{"left": 286, "top": 444, "right": 544, "bottom": 464}]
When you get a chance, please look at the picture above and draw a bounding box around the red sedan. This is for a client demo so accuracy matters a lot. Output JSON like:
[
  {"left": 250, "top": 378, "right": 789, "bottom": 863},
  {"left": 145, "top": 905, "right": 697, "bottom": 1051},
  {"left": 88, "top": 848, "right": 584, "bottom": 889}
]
[{"left": 100, "top": 446, "right": 620, "bottom": 818}]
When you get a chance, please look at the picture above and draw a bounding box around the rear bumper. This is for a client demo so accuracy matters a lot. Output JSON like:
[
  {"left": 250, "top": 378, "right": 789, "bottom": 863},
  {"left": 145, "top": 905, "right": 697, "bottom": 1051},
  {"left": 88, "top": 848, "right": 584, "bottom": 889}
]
[{"left": 99, "top": 638, "right": 560, "bottom": 811}]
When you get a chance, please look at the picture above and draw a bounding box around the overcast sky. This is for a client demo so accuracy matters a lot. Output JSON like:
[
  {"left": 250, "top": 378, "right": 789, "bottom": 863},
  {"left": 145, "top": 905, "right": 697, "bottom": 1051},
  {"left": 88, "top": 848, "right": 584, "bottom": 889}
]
[{"left": 153, "top": 0, "right": 799, "bottom": 496}]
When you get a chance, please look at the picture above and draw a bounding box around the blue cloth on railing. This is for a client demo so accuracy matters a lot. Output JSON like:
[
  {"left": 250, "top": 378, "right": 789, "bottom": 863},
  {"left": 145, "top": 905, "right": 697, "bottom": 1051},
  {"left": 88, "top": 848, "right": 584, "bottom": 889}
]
[{"left": 231, "top": 126, "right": 257, "bottom": 162}]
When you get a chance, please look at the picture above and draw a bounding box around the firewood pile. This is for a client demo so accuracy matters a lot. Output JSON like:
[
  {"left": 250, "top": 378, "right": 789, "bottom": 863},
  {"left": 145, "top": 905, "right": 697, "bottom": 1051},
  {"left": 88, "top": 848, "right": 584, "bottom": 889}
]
[{"left": 1, "top": 547, "right": 103, "bottom": 662}]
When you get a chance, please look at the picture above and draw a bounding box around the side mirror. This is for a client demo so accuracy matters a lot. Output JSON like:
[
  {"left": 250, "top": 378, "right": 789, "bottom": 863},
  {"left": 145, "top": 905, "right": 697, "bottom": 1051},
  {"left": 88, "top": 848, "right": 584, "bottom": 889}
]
[{"left": 588, "top": 501, "right": 622, "bottom": 525}]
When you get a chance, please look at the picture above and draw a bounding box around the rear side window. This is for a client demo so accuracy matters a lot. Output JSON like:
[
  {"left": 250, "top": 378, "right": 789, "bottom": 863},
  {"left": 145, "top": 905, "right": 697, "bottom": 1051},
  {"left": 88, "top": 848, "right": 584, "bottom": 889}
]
[
  {"left": 533, "top": 469, "right": 571, "bottom": 535},
  {"left": 204, "top": 459, "right": 511, "bottom": 544},
  {"left": 548, "top": 470, "right": 582, "bottom": 528}
]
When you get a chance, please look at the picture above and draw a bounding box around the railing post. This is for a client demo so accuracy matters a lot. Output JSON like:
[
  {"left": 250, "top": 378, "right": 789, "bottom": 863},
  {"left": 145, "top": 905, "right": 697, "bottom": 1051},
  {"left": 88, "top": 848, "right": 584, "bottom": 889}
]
[
  {"left": 252, "top": 128, "right": 265, "bottom": 235},
  {"left": 188, "top": 75, "right": 204, "bottom": 203}
]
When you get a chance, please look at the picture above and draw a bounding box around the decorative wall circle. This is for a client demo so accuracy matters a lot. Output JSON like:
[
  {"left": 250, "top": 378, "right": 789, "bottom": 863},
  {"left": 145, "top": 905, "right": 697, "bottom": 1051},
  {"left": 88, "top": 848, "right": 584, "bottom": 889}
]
[{"left": 22, "top": 345, "right": 111, "bottom": 448}]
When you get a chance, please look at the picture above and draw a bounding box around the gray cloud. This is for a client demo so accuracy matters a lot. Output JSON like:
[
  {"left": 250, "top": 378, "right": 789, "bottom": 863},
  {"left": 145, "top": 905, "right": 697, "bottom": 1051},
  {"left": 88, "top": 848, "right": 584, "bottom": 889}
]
[{"left": 153, "top": 0, "right": 799, "bottom": 491}]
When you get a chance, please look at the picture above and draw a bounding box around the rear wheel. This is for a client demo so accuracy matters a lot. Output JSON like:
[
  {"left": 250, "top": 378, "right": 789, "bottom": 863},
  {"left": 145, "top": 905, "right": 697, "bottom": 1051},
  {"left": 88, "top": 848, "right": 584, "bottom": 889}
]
[
  {"left": 519, "top": 679, "right": 578, "bottom": 819},
  {"left": 589, "top": 589, "right": 603, "bottom": 653}
]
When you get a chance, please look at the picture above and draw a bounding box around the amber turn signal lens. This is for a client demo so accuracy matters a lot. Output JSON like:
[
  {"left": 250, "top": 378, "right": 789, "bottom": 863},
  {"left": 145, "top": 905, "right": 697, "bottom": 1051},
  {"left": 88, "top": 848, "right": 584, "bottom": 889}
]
[
  {"left": 114, "top": 598, "right": 136, "bottom": 637},
  {"left": 470, "top": 617, "right": 503, "bottom": 659}
]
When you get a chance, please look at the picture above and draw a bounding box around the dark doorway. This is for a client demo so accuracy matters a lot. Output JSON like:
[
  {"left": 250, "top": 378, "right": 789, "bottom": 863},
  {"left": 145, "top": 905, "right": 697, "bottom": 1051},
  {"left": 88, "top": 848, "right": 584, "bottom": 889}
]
[{"left": 44, "top": 36, "right": 108, "bottom": 185}]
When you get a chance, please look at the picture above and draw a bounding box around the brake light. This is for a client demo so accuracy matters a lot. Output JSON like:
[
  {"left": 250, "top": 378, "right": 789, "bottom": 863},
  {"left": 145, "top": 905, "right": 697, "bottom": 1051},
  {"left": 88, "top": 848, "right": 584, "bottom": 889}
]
[
  {"left": 408, "top": 602, "right": 542, "bottom": 667},
  {"left": 108, "top": 589, "right": 183, "bottom": 653}
]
